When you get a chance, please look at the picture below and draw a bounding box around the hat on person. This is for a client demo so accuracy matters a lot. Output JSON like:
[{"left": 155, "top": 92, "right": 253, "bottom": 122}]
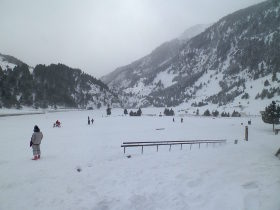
[{"left": 34, "top": 125, "right": 40, "bottom": 132}]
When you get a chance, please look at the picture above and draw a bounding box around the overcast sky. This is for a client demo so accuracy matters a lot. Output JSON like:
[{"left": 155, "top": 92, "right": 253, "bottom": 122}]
[{"left": 0, "top": 0, "right": 264, "bottom": 78}]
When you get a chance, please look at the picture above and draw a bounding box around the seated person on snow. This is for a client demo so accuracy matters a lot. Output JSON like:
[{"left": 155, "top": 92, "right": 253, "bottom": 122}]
[{"left": 53, "top": 120, "right": 61, "bottom": 127}]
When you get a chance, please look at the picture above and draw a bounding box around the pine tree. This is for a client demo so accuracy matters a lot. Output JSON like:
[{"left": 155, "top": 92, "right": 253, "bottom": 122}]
[
  {"left": 261, "top": 101, "right": 280, "bottom": 131},
  {"left": 264, "top": 80, "right": 270, "bottom": 86},
  {"left": 170, "top": 108, "right": 174, "bottom": 116}
]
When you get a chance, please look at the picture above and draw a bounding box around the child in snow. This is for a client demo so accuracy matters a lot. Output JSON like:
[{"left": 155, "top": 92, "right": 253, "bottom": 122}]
[
  {"left": 53, "top": 120, "right": 61, "bottom": 127},
  {"left": 30, "top": 125, "right": 43, "bottom": 160}
]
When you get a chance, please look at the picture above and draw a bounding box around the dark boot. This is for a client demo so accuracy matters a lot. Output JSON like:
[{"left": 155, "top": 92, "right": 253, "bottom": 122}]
[{"left": 32, "top": 155, "right": 38, "bottom": 160}]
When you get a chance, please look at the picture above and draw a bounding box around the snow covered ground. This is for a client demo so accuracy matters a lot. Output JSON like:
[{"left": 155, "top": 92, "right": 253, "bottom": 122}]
[{"left": 0, "top": 108, "right": 280, "bottom": 210}]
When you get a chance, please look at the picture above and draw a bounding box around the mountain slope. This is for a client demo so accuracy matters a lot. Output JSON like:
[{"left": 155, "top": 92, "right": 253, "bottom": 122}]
[
  {"left": 0, "top": 53, "right": 25, "bottom": 70},
  {"left": 101, "top": 24, "right": 209, "bottom": 88},
  {"left": 0, "top": 55, "right": 120, "bottom": 109},
  {"left": 102, "top": 0, "right": 280, "bottom": 112}
]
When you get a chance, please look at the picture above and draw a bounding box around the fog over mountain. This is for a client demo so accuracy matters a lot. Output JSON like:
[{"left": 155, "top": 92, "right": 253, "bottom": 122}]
[{"left": 0, "top": 0, "right": 264, "bottom": 77}]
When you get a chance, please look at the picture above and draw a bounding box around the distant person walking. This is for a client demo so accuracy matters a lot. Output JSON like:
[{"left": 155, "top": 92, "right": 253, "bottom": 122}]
[
  {"left": 88, "top": 116, "right": 90, "bottom": 125},
  {"left": 91, "top": 118, "right": 94, "bottom": 124},
  {"left": 181, "top": 118, "right": 183, "bottom": 123},
  {"left": 30, "top": 125, "right": 43, "bottom": 160}
]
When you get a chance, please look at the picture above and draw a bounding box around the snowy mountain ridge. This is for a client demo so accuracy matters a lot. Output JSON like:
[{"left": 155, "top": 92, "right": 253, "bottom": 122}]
[
  {"left": 0, "top": 53, "right": 25, "bottom": 71},
  {"left": 102, "top": 0, "right": 280, "bottom": 114},
  {"left": 101, "top": 24, "right": 209, "bottom": 87}
]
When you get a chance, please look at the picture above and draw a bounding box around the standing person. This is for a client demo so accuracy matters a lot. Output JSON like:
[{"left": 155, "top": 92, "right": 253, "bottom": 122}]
[
  {"left": 91, "top": 118, "right": 94, "bottom": 124},
  {"left": 181, "top": 118, "right": 183, "bottom": 123},
  {"left": 88, "top": 116, "right": 90, "bottom": 125},
  {"left": 30, "top": 125, "right": 43, "bottom": 160}
]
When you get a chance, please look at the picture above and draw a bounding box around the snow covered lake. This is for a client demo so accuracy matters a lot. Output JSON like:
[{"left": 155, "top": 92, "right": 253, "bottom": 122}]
[{"left": 0, "top": 108, "right": 280, "bottom": 210}]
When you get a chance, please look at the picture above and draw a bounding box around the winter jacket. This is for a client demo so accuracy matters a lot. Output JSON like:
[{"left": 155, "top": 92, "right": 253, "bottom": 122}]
[{"left": 31, "top": 132, "right": 43, "bottom": 145}]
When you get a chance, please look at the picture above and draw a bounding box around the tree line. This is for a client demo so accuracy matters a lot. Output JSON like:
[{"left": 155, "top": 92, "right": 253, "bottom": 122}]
[{"left": 0, "top": 63, "right": 118, "bottom": 108}]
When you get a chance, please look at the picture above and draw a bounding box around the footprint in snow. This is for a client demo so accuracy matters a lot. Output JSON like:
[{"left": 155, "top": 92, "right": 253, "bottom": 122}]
[
  {"left": 242, "top": 181, "right": 258, "bottom": 189},
  {"left": 244, "top": 193, "right": 261, "bottom": 210},
  {"left": 187, "top": 178, "right": 202, "bottom": 188},
  {"left": 76, "top": 166, "right": 82, "bottom": 172}
]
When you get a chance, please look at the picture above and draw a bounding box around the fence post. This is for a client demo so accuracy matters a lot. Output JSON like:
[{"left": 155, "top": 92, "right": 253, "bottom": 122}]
[
  {"left": 124, "top": 147, "right": 126, "bottom": 154},
  {"left": 157, "top": 145, "right": 159, "bottom": 152},
  {"left": 245, "top": 126, "right": 248, "bottom": 141},
  {"left": 141, "top": 146, "right": 143, "bottom": 154}
]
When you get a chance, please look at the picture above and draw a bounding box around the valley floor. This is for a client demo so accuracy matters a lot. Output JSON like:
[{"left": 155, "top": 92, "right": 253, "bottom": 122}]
[{"left": 0, "top": 108, "right": 280, "bottom": 210}]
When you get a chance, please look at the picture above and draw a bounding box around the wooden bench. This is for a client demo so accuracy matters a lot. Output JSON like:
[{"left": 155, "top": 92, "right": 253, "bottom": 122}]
[{"left": 121, "top": 140, "right": 226, "bottom": 154}]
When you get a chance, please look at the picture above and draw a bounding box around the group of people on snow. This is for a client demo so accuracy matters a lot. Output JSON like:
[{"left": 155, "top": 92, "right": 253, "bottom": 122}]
[
  {"left": 88, "top": 116, "right": 94, "bottom": 125},
  {"left": 30, "top": 116, "right": 95, "bottom": 160}
]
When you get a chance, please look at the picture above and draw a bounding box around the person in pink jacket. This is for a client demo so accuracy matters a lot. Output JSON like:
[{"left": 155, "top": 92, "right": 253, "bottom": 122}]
[{"left": 30, "top": 125, "right": 43, "bottom": 160}]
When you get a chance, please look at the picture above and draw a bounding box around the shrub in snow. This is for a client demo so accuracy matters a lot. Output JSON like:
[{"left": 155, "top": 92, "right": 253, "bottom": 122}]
[
  {"left": 198, "top": 101, "right": 208, "bottom": 107},
  {"left": 221, "top": 112, "right": 230, "bottom": 117},
  {"left": 164, "top": 108, "right": 174, "bottom": 116},
  {"left": 129, "top": 110, "right": 134, "bottom": 116},
  {"left": 212, "top": 110, "right": 219, "bottom": 117},
  {"left": 129, "top": 108, "right": 142, "bottom": 116},
  {"left": 241, "top": 93, "right": 249, "bottom": 99},
  {"left": 221, "top": 112, "right": 229, "bottom": 117},
  {"left": 272, "top": 71, "right": 277, "bottom": 82},
  {"left": 231, "top": 110, "right": 241, "bottom": 117},
  {"left": 203, "top": 109, "right": 211, "bottom": 116},
  {"left": 137, "top": 108, "right": 142, "bottom": 116}
]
